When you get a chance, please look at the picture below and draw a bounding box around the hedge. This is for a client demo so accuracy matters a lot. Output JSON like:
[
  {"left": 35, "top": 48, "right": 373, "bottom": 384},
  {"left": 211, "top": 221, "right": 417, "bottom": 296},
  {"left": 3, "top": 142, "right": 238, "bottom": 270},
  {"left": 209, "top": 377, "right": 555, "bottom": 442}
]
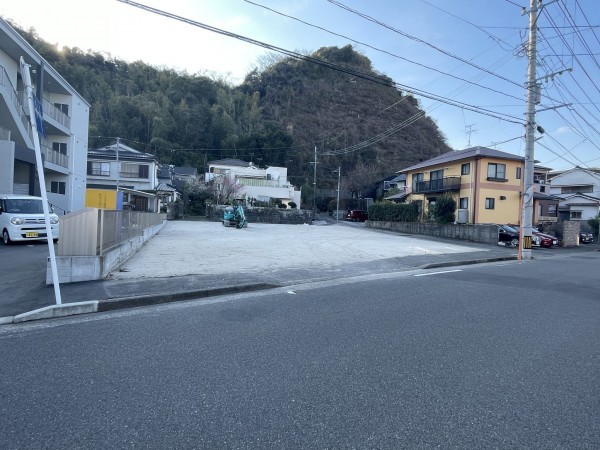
[{"left": 368, "top": 202, "right": 419, "bottom": 222}]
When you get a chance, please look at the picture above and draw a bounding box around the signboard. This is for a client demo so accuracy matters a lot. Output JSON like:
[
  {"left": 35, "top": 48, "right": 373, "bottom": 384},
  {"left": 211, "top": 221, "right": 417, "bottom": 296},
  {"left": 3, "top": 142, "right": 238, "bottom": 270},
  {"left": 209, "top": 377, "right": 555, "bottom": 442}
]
[{"left": 85, "top": 189, "right": 118, "bottom": 209}]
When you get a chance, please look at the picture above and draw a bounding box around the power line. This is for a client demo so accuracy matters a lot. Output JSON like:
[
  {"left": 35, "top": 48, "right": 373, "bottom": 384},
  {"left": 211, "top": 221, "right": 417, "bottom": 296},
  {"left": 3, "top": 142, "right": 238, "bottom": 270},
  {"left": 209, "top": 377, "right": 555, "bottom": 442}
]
[
  {"left": 243, "top": 0, "right": 526, "bottom": 103},
  {"left": 326, "top": 0, "right": 526, "bottom": 89},
  {"left": 116, "top": 0, "right": 525, "bottom": 126}
]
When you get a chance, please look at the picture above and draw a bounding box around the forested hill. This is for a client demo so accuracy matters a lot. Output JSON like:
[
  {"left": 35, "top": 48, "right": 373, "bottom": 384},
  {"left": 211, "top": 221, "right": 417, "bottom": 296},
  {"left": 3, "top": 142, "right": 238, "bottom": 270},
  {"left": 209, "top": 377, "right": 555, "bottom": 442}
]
[{"left": 16, "top": 23, "right": 452, "bottom": 190}]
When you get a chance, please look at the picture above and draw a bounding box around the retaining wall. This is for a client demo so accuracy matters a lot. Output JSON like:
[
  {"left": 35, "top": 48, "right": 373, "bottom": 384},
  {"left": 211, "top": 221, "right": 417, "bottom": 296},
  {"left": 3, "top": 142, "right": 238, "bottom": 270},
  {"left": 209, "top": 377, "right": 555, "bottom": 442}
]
[
  {"left": 46, "top": 220, "right": 166, "bottom": 284},
  {"left": 367, "top": 221, "right": 498, "bottom": 244}
]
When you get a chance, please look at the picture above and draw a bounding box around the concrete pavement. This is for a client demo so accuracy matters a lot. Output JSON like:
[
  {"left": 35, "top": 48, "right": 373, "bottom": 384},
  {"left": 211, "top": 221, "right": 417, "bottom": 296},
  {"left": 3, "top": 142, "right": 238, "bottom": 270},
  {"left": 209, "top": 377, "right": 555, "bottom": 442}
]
[{"left": 2, "top": 217, "right": 596, "bottom": 323}]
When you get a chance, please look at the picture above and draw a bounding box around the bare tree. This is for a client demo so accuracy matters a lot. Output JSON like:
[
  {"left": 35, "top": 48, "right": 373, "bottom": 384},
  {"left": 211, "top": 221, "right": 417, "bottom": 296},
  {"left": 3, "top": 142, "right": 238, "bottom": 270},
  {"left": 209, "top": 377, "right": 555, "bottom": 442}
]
[
  {"left": 341, "top": 161, "right": 380, "bottom": 197},
  {"left": 215, "top": 175, "right": 245, "bottom": 204}
]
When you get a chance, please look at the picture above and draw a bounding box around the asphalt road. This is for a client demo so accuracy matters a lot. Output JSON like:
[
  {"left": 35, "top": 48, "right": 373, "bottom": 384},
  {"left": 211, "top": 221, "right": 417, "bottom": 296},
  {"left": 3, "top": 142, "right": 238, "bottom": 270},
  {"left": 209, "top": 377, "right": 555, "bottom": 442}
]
[{"left": 1, "top": 253, "right": 599, "bottom": 448}]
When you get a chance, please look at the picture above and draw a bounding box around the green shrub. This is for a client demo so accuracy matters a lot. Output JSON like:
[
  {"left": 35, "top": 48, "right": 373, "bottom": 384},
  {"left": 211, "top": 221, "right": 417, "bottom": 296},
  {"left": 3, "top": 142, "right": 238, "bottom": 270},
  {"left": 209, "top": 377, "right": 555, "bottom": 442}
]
[
  {"left": 429, "top": 194, "right": 456, "bottom": 224},
  {"left": 368, "top": 202, "right": 419, "bottom": 222},
  {"left": 288, "top": 201, "right": 297, "bottom": 209}
]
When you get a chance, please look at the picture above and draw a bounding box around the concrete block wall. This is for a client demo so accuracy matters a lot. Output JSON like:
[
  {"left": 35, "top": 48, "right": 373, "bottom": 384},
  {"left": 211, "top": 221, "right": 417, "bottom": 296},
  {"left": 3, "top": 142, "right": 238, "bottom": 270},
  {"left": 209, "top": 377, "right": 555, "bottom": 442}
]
[
  {"left": 367, "top": 221, "right": 498, "bottom": 244},
  {"left": 47, "top": 220, "right": 166, "bottom": 284},
  {"left": 206, "top": 206, "right": 313, "bottom": 224}
]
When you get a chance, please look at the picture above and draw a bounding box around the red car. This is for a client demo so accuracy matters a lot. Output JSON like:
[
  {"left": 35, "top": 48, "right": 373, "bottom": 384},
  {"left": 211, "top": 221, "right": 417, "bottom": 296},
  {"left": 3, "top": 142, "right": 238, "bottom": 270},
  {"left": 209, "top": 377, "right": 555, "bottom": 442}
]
[
  {"left": 508, "top": 225, "right": 558, "bottom": 248},
  {"left": 345, "top": 210, "right": 368, "bottom": 222},
  {"left": 532, "top": 228, "right": 559, "bottom": 248}
]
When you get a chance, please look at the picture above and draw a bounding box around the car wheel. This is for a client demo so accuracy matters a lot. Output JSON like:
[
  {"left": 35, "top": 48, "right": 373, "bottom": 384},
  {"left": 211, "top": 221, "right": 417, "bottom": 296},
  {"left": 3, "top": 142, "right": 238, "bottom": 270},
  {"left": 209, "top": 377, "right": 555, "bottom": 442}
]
[
  {"left": 2, "top": 229, "right": 11, "bottom": 245},
  {"left": 510, "top": 238, "right": 518, "bottom": 248}
]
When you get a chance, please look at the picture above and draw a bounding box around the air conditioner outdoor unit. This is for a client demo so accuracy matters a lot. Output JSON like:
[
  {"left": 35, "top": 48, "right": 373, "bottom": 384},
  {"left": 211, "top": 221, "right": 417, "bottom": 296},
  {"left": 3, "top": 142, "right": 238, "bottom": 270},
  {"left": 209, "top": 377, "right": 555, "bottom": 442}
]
[{"left": 457, "top": 209, "right": 469, "bottom": 224}]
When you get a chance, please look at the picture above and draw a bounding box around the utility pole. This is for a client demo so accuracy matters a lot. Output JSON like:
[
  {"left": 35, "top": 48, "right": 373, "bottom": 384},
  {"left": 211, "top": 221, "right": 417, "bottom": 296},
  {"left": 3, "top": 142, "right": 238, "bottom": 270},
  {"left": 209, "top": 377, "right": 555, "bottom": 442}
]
[
  {"left": 312, "top": 145, "right": 317, "bottom": 220},
  {"left": 335, "top": 167, "right": 341, "bottom": 220},
  {"left": 116, "top": 137, "right": 120, "bottom": 192},
  {"left": 520, "top": 0, "right": 539, "bottom": 261}
]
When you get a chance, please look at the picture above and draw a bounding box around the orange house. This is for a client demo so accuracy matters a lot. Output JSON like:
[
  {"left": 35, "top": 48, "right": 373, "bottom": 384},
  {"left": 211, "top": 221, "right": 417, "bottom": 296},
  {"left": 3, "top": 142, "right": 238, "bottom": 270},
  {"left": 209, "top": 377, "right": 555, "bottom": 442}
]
[{"left": 398, "top": 147, "right": 527, "bottom": 224}]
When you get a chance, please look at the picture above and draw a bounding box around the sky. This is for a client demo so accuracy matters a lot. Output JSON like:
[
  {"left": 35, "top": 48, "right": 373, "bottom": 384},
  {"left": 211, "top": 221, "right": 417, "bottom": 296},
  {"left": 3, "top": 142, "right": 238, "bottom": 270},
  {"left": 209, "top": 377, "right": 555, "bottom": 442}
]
[{"left": 2, "top": 0, "right": 600, "bottom": 171}]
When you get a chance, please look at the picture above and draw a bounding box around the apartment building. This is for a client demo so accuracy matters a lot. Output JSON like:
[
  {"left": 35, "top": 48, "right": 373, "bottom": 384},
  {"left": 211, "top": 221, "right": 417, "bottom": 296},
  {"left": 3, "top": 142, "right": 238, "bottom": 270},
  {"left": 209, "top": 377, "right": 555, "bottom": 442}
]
[
  {"left": 398, "top": 146, "right": 558, "bottom": 225},
  {"left": 0, "top": 17, "right": 90, "bottom": 214}
]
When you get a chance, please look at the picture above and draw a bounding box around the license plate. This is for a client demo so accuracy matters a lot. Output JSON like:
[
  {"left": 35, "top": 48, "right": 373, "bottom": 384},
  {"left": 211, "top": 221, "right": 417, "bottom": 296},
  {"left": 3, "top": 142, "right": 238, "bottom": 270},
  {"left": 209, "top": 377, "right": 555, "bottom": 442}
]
[{"left": 26, "top": 232, "right": 39, "bottom": 238}]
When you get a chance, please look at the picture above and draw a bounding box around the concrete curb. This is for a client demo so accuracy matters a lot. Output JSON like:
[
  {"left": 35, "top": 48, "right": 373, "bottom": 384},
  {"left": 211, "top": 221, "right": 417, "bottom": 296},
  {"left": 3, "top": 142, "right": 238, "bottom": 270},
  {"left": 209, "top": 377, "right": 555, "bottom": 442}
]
[
  {"left": 97, "top": 283, "right": 281, "bottom": 312},
  {"left": 12, "top": 301, "right": 99, "bottom": 324},
  {"left": 420, "top": 256, "right": 519, "bottom": 270},
  {"left": 0, "top": 316, "right": 15, "bottom": 325}
]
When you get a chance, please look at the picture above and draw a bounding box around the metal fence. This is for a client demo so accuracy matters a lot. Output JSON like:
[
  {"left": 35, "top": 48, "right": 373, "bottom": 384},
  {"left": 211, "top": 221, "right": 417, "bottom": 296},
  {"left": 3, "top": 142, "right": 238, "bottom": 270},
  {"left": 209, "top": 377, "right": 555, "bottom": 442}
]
[{"left": 57, "top": 208, "right": 166, "bottom": 256}]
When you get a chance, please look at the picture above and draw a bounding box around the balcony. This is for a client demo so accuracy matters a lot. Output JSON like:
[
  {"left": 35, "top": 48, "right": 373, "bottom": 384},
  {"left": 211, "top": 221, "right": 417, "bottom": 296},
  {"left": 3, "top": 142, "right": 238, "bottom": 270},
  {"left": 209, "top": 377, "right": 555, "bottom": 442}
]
[
  {"left": 413, "top": 176, "right": 461, "bottom": 194},
  {"left": 40, "top": 142, "right": 68, "bottom": 168}
]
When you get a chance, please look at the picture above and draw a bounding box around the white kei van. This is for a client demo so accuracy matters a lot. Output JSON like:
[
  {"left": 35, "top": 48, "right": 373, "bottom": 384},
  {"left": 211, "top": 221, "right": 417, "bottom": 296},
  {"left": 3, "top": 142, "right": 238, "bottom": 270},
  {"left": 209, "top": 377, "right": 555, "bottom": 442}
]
[{"left": 0, "top": 194, "right": 60, "bottom": 245}]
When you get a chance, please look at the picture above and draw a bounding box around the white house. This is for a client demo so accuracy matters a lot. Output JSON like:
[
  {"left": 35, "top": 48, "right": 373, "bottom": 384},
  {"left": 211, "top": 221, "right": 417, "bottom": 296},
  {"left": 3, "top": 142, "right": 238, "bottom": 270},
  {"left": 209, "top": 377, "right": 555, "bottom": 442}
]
[
  {"left": 549, "top": 167, "right": 600, "bottom": 220},
  {"left": 87, "top": 141, "right": 160, "bottom": 212},
  {"left": 205, "top": 158, "right": 302, "bottom": 207},
  {"left": 0, "top": 17, "right": 90, "bottom": 214}
]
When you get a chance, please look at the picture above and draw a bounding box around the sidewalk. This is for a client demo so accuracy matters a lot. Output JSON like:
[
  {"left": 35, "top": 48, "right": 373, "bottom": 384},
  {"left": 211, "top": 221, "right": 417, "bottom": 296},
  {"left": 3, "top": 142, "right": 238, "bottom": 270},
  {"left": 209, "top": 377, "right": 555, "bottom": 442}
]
[{"left": 3, "top": 218, "right": 595, "bottom": 323}]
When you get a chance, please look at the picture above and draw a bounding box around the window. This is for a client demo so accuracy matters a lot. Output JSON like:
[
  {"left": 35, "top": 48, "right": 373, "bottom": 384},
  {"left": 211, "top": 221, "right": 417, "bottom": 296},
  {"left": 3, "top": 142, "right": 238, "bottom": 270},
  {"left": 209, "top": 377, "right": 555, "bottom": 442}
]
[
  {"left": 50, "top": 181, "right": 66, "bottom": 195},
  {"left": 54, "top": 103, "right": 69, "bottom": 116},
  {"left": 459, "top": 197, "right": 468, "bottom": 209},
  {"left": 487, "top": 163, "right": 506, "bottom": 181},
  {"left": 570, "top": 211, "right": 582, "bottom": 219},
  {"left": 412, "top": 172, "right": 424, "bottom": 190},
  {"left": 485, "top": 197, "right": 495, "bottom": 209},
  {"left": 87, "top": 161, "right": 110, "bottom": 176},
  {"left": 430, "top": 169, "right": 443, "bottom": 190},
  {"left": 540, "top": 185, "right": 546, "bottom": 193},
  {"left": 516, "top": 167, "right": 522, "bottom": 179},
  {"left": 52, "top": 142, "right": 67, "bottom": 155},
  {"left": 121, "top": 163, "right": 150, "bottom": 178},
  {"left": 561, "top": 185, "right": 593, "bottom": 194},
  {"left": 461, "top": 163, "right": 470, "bottom": 175}
]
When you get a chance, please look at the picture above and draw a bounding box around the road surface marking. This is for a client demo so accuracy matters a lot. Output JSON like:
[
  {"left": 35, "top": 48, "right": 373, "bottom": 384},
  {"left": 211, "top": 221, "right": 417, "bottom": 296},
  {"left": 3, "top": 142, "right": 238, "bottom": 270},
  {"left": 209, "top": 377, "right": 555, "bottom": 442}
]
[{"left": 414, "top": 269, "right": 462, "bottom": 277}]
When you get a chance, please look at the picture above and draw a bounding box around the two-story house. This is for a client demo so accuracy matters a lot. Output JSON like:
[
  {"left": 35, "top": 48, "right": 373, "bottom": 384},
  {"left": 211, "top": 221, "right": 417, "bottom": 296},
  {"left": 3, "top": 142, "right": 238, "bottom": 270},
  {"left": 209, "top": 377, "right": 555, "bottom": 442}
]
[
  {"left": 0, "top": 17, "right": 90, "bottom": 214},
  {"left": 86, "top": 141, "right": 160, "bottom": 212},
  {"left": 398, "top": 146, "right": 557, "bottom": 225},
  {"left": 205, "top": 158, "right": 301, "bottom": 207},
  {"left": 548, "top": 167, "right": 600, "bottom": 220}
]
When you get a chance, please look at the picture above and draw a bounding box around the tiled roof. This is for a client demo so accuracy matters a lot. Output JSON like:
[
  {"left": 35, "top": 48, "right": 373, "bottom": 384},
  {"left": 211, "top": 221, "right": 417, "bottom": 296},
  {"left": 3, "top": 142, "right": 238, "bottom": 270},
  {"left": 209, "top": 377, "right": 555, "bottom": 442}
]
[
  {"left": 89, "top": 142, "right": 156, "bottom": 161},
  {"left": 208, "top": 158, "right": 252, "bottom": 167},
  {"left": 173, "top": 166, "right": 197, "bottom": 176},
  {"left": 397, "top": 146, "right": 524, "bottom": 173},
  {"left": 156, "top": 181, "right": 178, "bottom": 192}
]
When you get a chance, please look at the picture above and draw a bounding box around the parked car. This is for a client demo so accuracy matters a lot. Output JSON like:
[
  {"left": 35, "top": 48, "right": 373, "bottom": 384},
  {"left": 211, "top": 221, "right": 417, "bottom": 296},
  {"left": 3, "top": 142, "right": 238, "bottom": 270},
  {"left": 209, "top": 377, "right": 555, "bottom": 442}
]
[
  {"left": 579, "top": 232, "right": 594, "bottom": 244},
  {"left": 345, "top": 210, "right": 368, "bottom": 222},
  {"left": 507, "top": 224, "right": 559, "bottom": 248},
  {"left": 532, "top": 228, "right": 559, "bottom": 248},
  {"left": 0, "top": 194, "right": 59, "bottom": 245},
  {"left": 498, "top": 224, "right": 519, "bottom": 247}
]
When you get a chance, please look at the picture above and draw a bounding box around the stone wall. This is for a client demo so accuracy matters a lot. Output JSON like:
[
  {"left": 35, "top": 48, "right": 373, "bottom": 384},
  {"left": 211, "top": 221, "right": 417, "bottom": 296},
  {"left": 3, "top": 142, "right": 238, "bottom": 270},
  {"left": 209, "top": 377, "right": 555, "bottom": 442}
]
[
  {"left": 206, "top": 205, "right": 313, "bottom": 225},
  {"left": 540, "top": 220, "right": 580, "bottom": 247},
  {"left": 367, "top": 221, "right": 498, "bottom": 244}
]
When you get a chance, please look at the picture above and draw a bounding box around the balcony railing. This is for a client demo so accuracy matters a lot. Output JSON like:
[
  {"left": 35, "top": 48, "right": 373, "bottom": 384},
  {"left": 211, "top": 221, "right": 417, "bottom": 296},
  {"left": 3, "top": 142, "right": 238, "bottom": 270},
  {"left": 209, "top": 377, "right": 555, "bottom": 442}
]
[
  {"left": 40, "top": 142, "right": 68, "bottom": 168},
  {"left": 18, "top": 92, "right": 71, "bottom": 130},
  {"left": 0, "top": 64, "right": 33, "bottom": 141},
  {"left": 42, "top": 97, "right": 71, "bottom": 128},
  {"left": 412, "top": 176, "right": 461, "bottom": 194}
]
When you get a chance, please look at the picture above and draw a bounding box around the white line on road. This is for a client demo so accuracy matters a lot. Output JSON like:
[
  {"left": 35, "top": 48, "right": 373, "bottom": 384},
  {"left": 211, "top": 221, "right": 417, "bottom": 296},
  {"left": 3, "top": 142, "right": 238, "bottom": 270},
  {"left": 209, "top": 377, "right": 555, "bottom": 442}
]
[{"left": 414, "top": 269, "right": 463, "bottom": 277}]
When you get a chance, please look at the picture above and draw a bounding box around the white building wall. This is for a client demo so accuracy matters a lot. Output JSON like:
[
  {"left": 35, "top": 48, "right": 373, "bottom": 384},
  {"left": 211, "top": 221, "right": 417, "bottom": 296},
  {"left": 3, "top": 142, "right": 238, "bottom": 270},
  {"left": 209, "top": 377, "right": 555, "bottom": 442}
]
[
  {"left": 549, "top": 170, "right": 600, "bottom": 196},
  {"left": 0, "top": 141, "right": 15, "bottom": 192}
]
